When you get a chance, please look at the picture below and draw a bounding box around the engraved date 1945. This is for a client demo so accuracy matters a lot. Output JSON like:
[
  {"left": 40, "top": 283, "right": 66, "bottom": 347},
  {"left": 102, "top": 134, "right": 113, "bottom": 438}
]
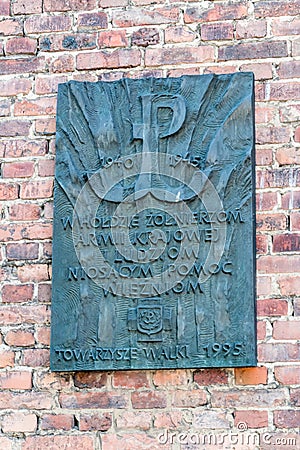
[{"left": 203, "top": 342, "right": 244, "bottom": 358}]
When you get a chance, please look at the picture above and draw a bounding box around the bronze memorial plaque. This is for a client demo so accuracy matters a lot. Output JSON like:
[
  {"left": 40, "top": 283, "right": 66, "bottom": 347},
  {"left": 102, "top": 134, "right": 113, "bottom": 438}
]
[{"left": 51, "top": 74, "right": 256, "bottom": 371}]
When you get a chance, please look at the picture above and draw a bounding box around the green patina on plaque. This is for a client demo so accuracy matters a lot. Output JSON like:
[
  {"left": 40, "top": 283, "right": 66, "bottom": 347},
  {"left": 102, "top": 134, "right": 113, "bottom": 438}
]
[{"left": 50, "top": 74, "right": 256, "bottom": 371}]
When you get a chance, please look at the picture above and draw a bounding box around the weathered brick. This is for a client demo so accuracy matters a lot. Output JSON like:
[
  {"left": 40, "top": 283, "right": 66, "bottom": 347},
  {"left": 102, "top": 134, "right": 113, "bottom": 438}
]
[
  {"left": 25, "top": 15, "right": 72, "bottom": 34},
  {"left": 274, "top": 319, "right": 300, "bottom": 340},
  {"left": 236, "top": 19, "right": 267, "bottom": 39},
  {"left": 256, "top": 235, "right": 268, "bottom": 254},
  {"left": 256, "top": 192, "right": 277, "bottom": 211},
  {"left": 201, "top": 22, "right": 234, "bottom": 41},
  {"left": 38, "top": 283, "right": 51, "bottom": 302},
  {"left": 77, "top": 49, "right": 141, "bottom": 70},
  {"left": 0, "top": 350, "right": 14, "bottom": 368},
  {"left": 0, "top": 370, "right": 32, "bottom": 389},
  {"left": 292, "top": 38, "right": 300, "bottom": 57},
  {"left": 257, "top": 299, "right": 288, "bottom": 316},
  {"left": 0, "top": 391, "right": 53, "bottom": 409},
  {"left": 211, "top": 388, "right": 286, "bottom": 408},
  {"left": 15, "top": 98, "right": 56, "bottom": 116},
  {"left": 290, "top": 387, "right": 300, "bottom": 406},
  {"left": 38, "top": 159, "right": 55, "bottom": 177},
  {"left": 272, "top": 17, "right": 300, "bottom": 36},
  {"left": 22, "top": 349, "right": 50, "bottom": 367},
  {"left": 282, "top": 191, "right": 300, "bottom": 209},
  {"left": 240, "top": 62, "right": 273, "bottom": 80},
  {"left": 184, "top": 3, "right": 248, "bottom": 23},
  {"left": 0, "top": 77, "right": 32, "bottom": 97},
  {"left": 98, "top": 30, "right": 128, "bottom": 48},
  {"left": 40, "top": 33, "right": 96, "bottom": 52},
  {"left": 49, "top": 54, "right": 75, "bottom": 73},
  {"left": 0, "top": 183, "right": 18, "bottom": 200},
  {"left": 9, "top": 203, "right": 41, "bottom": 221},
  {"left": 270, "top": 82, "right": 300, "bottom": 100},
  {"left": 0, "top": 19, "right": 23, "bottom": 36},
  {"left": 20, "top": 180, "right": 53, "bottom": 199},
  {"left": 194, "top": 369, "right": 228, "bottom": 385},
  {"left": 6, "top": 37, "right": 37, "bottom": 55},
  {"left": 258, "top": 255, "right": 300, "bottom": 274},
  {"left": 0, "top": 305, "right": 50, "bottom": 325},
  {"left": 257, "top": 276, "right": 274, "bottom": 297},
  {"left": 279, "top": 275, "right": 300, "bottom": 295},
  {"left": 2, "top": 161, "right": 34, "bottom": 178},
  {"left": 116, "top": 411, "right": 152, "bottom": 430},
  {"left": 0, "top": 0, "right": 10, "bottom": 15},
  {"left": 18, "top": 264, "right": 49, "bottom": 282},
  {"left": 1, "top": 139, "right": 47, "bottom": 157},
  {"left": 255, "top": 0, "right": 300, "bottom": 18},
  {"left": 35, "top": 118, "right": 57, "bottom": 134},
  {"left": 5, "top": 329, "right": 35, "bottom": 346},
  {"left": 79, "top": 413, "right": 112, "bottom": 431},
  {"left": 276, "top": 147, "right": 300, "bottom": 165},
  {"left": 153, "top": 370, "right": 187, "bottom": 387},
  {"left": 258, "top": 343, "right": 300, "bottom": 362},
  {"left": 257, "top": 321, "right": 267, "bottom": 340},
  {"left": 256, "top": 213, "right": 287, "bottom": 231},
  {"left": 0, "top": 99, "right": 10, "bottom": 116},
  {"left": 275, "top": 366, "right": 300, "bottom": 385},
  {"left": 171, "top": 389, "right": 207, "bottom": 407},
  {"left": 145, "top": 46, "right": 214, "bottom": 66},
  {"left": 60, "top": 392, "right": 127, "bottom": 409},
  {"left": 113, "top": 371, "right": 149, "bottom": 389},
  {"left": 36, "top": 326, "right": 50, "bottom": 346},
  {"left": 101, "top": 434, "right": 161, "bottom": 450},
  {"left": 234, "top": 410, "right": 268, "bottom": 428},
  {"left": 164, "top": 26, "right": 194, "bottom": 44},
  {"left": 274, "top": 410, "right": 300, "bottom": 428},
  {"left": 2, "top": 412, "right": 37, "bottom": 433},
  {"left": 74, "top": 372, "right": 107, "bottom": 388},
  {"left": 0, "top": 438, "right": 12, "bottom": 450},
  {"left": 0, "top": 119, "right": 31, "bottom": 137},
  {"left": 219, "top": 41, "right": 287, "bottom": 61},
  {"left": 131, "top": 391, "right": 167, "bottom": 409},
  {"left": 100, "top": 0, "right": 127, "bottom": 6},
  {"left": 0, "top": 57, "right": 45, "bottom": 75},
  {"left": 35, "top": 75, "right": 68, "bottom": 94},
  {"left": 1, "top": 284, "right": 34, "bottom": 303},
  {"left": 273, "top": 234, "right": 300, "bottom": 252},
  {"left": 40, "top": 414, "right": 74, "bottom": 430},
  {"left": 113, "top": 7, "right": 179, "bottom": 27},
  {"left": 13, "top": 0, "right": 42, "bottom": 15},
  {"left": 235, "top": 367, "right": 268, "bottom": 385},
  {"left": 278, "top": 61, "right": 300, "bottom": 79},
  {"left": 193, "top": 410, "right": 230, "bottom": 429},
  {"left": 44, "top": 0, "right": 96, "bottom": 12},
  {"left": 22, "top": 436, "right": 94, "bottom": 450},
  {"left": 132, "top": 27, "right": 159, "bottom": 47},
  {"left": 77, "top": 12, "right": 108, "bottom": 30}
]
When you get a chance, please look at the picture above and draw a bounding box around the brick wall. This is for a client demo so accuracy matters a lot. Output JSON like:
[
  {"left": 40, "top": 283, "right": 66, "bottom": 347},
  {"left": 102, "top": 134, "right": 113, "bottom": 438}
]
[{"left": 0, "top": 0, "right": 299, "bottom": 449}]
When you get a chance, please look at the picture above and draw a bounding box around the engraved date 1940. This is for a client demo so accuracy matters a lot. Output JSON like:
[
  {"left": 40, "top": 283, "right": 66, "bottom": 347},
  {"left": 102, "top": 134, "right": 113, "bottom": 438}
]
[{"left": 203, "top": 342, "right": 244, "bottom": 358}]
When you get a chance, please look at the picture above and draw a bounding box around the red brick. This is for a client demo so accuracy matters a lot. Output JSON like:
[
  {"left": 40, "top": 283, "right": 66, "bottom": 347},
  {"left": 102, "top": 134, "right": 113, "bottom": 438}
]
[
  {"left": 20, "top": 180, "right": 53, "bottom": 199},
  {"left": 1, "top": 139, "right": 47, "bottom": 157},
  {"left": 184, "top": 3, "right": 248, "bottom": 23},
  {"left": 285, "top": 192, "right": 300, "bottom": 215},
  {"left": 259, "top": 343, "right": 300, "bottom": 362},
  {"left": 0, "top": 19, "right": 23, "bottom": 36},
  {"left": 5, "top": 330, "right": 35, "bottom": 346},
  {"left": 100, "top": 0, "right": 127, "bottom": 6},
  {"left": 276, "top": 147, "right": 300, "bottom": 165},
  {"left": 25, "top": 15, "right": 72, "bottom": 34},
  {"left": 241, "top": 62, "right": 273, "bottom": 80},
  {"left": 295, "top": 127, "right": 300, "bottom": 142},
  {"left": 274, "top": 410, "right": 300, "bottom": 428},
  {"left": 2, "top": 161, "right": 34, "bottom": 178},
  {"left": 256, "top": 126, "right": 290, "bottom": 144},
  {"left": 293, "top": 38, "right": 300, "bottom": 57},
  {"left": 257, "top": 275, "right": 273, "bottom": 296},
  {"left": 15, "top": 98, "right": 56, "bottom": 116},
  {"left": 270, "top": 82, "right": 300, "bottom": 100},
  {"left": 164, "top": 26, "right": 194, "bottom": 44},
  {"left": 22, "top": 349, "right": 50, "bottom": 367},
  {"left": 235, "top": 367, "right": 268, "bottom": 385},
  {"left": 257, "top": 321, "right": 266, "bottom": 340},
  {"left": 6, "top": 37, "right": 37, "bottom": 55},
  {"left": 98, "top": 30, "right": 128, "bottom": 48},
  {"left": 236, "top": 19, "right": 267, "bottom": 39},
  {"left": 36, "top": 326, "right": 50, "bottom": 346},
  {"left": 256, "top": 213, "right": 287, "bottom": 231},
  {"left": 201, "top": 22, "right": 234, "bottom": 41},
  {"left": 77, "top": 12, "right": 108, "bottom": 30},
  {"left": 9, "top": 203, "right": 41, "bottom": 221},
  {"left": 171, "top": 390, "right": 207, "bottom": 407},
  {"left": 194, "top": 369, "right": 228, "bottom": 385},
  {"left": 219, "top": 41, "right": 287, "bottom": 61},
  {"left": 113, "top": 371, "right": 149, "bottom": 388},
  {"left": 132, "top": 27, "right": 159, "bottom": 47},
  {"left": 35, "top": 118, "right": 56, "bottom": 134},
  {"left": 273, "top": 234, "right": 300, "bottom": 252},
  {"left": 273, "top": 320, "right": 300, "bottom": 340},
  {"left": 0, "top": 57, "right": 45, "bottom": 75},
  {"left": 278, "top": 61, "right": 300, "bottom": 79},
  {"left": 74, "top": 372, "right": 108, "bottom": 388},
  {"left": 1, "top": 284, "right": 34, "bottom": 303},
  {"left": 255, "top": 0, "right": 300, "bottom": 18},
  {"left": 22, "top": 436, "right": 94, "bottom": 450},
  {"left": 257, "top": 299, "right": 288, "bottom": 316},
  {"left": 18, "top": 264, "right": 49, "bottom": 282},
  {"left": 0, "top": 350, "right": 14, "bottom": 368},
  {"left": 256, "top": 235, "right": 268, "bottom": 254},
  {"left": 0, "top": 183, "right": 18, "bottom": 200},
  {"left": 0, "top": 370, "right": 32, "bottom": 389},
  {"left": 0, "top": 0, "right": 10, "bottom": 15},
  {"left": 256, "top": 192, "right": 277, "bottom": 211},
  {"left": 279, "top": 275, "right": 300, "bottom": 295},
  {"left": 77, "top": 49, "right": 141, "bottom": 70},
  {"left": 146, "top": 46, "right": 214, "bottom": 66},
  {"left": 40, "top": 33, "right": 96, "bottom": 52},
  {"left": 256, "top": 168, "right": 300, "bottom": 189},
  {"left": 234, "top": 410, "right": 268, "bottom": 428},
  {"left": 211, "top": 388, "right": 286, "bottom": 408},
  {"left": 113, "top": 7, "right": 179, "bottom": 27},
  {"left": 48, "top": 54, "right": 74, "bottom": 73},
  {"left": 0, "top": 119, "right": 31, "bottom": 137},
  {"left": 40, "top": 414, "right": 74, "bottom": 431},
  {"left": 59, "top": 392, "right": 127, "bottom": 409},
  {"left": 0, "top": 79, "right": 31, "bottom": 97},
  {"left": 0, "top": 305, "right": 50, "bottom": 325},
  {"left": 35, "top": 75, "right": 68, "bottom": 94},
  {"left": 131, "top": 391, "right": 167, "bottom": 409},
  {"left": 13, "top": 0, "right": 42, "bottom": 15},
  {"left": 2, "top": 412, "right": 37, "bottom": 433},
  {"left": 0, "top": 99, "right": 10, "bottom": 116},
  {"left": 116, "top": 411, "right": 152, "bottom": 430},
  {"left": 0, "top": 438, "right": 12, "bottom": 450},
  {"left": 291, "top": 387, "right": 300, "bottom": 406},
  {"left": 275, "top": 366, "right": 300, "bottom": 385},
  {"left": 166, "top": 67, "right": 199, "bottom": 77},
  {"left": 258, "top": 255, "right": 300, "bottom": 274},
  {"left": 44, "top": 0, "right": 96, "bottom": 12},
  {"left": 38, "top": 283, "right": 51, "bottom": 302},
  {"left": 79, "top": 413, "right": 112, "bottom": 431},
  {"left": 152, "top": 370, "right": 187, "bottom": 387},
  {"left": 272, "top": 17, "right": 300, "bottom": 36}
]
